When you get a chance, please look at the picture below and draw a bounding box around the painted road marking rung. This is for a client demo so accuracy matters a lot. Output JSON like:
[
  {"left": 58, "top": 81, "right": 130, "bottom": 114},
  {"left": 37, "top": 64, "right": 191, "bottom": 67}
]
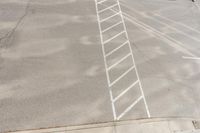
[
  {"left": 105, "top": 40, "right": 128, "bottom": 57},
  {"left": 109, "top": 66, "right": 135, "bottom": 87},
  {"left": 107, "top": 53, "right": 131, "bottom": 71},
  {"left": 102, "top": 21, "right": 123, "bottom": 33},
  {"left": 98, "top": 3, "right": 118, "bottom": 13},
  {"left": 113, "top": 80, "right": 139, "bottom": 102},
  {"left": 97, "top": 0, "right": 108, "bottom": 4},
  {"left": 117, "top": 96, "right": 143, "bottom": 120},
  {"left": 100, "top": 12, "right": 121, "bottom": 23},
  {"left": 103, "top": 31, "right": 125, "bottom": 44}
]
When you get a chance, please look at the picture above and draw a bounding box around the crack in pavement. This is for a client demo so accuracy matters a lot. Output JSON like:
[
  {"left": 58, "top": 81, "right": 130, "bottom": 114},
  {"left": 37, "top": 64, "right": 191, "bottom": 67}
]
[{"left": 0, "top": 0, "right": 31, "bottom": 49}]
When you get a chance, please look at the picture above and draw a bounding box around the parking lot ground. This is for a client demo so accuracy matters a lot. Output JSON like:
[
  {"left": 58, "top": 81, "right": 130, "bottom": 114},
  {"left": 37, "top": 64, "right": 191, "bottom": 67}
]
[{"left": 0, "top": 0, "right": 200, "bottom": 132}]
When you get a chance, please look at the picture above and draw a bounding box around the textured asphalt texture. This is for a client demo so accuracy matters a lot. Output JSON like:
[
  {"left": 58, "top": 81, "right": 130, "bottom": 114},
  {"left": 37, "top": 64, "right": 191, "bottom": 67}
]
[{"left": 0, "top": 0, "right": 200, "bottom": 132}]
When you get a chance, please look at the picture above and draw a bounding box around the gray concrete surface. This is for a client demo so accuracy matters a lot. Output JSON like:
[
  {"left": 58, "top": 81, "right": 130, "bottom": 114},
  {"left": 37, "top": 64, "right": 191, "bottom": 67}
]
[
  {"left": 8, "top": 118, "right": 200, "bottom": 133},
  {"left": 0, "top": 0, "right": 113, "bottom": 132},
  {"left": 0, "top": 0, "right": 200, "bottom": 132}
]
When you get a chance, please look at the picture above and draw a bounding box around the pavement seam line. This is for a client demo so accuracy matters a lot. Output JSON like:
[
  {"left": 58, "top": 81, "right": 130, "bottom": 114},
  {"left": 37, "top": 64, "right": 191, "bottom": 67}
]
[{"left": 0, "top": 0, "right": 31, "bottom": 48}]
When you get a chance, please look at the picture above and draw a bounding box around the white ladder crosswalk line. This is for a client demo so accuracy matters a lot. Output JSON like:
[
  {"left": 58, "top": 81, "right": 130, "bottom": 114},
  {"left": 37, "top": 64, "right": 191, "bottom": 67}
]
[
  {"left": 117, "top": 96, "right": 143, "bottom": 120},
  {"left": 94, "top": 0, "right": 151, "bottom": 120},
  {"left": 100, "top": 12, "right": 121, "bottom": 23},
  {"left": 103, "top": 30, "right": 125, "bottom": 44},
  {"left": 98, "top": 3, "right": 118, "bottom": 13},
  {"left": 97, "top": 0, "right": 108, "bottom": 4},
  {"left": 107, "top": 53, "right": 131, "bottom": 71},
  {"left": 102, "top": 21, "right": 123, "bottom": 33},
  {"left": 105, "top": 40, "right": 128, "bottom": 57},
  {"left": 113, "top": 80, "right": 139, "bottom": 102},
  {"left": 109, "top": 66, "right": 135, "bottom": 87}
]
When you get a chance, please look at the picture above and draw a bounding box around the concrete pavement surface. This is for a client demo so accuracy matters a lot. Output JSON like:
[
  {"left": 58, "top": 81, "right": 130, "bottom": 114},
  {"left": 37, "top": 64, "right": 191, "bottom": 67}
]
[
  {"left": 0, "top": 0, "right": 200, "bottom": 132},
  {"left": 8, "top": 118, "right": 200, "bottom": 133}
]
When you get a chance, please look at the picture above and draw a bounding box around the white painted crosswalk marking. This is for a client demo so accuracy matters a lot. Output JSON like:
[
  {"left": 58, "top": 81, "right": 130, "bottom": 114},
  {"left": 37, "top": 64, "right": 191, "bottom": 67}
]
[
  {"left": 102, "top": 21, "right": 123, "bottom": 33},
  {"left": 100, "top": 12, "right": 121, "bottom": 23},
  {"left": 94, "top": 0, "right": 151, "bottom": 120},
  {"left": 107, "top": 53, "right": 131, "bottom": 71},
  {"left": 117, "top": 96, "right": 143, "bottom": 120},
  {"left": 105, "top": 40, "right": 128, "bottom": 57},
  {"left": 113, "top": 80, "right": 139, "bottom": 102},
  {"left": 109, "top": 66, "right": 135, "bottom": 87},
  {"left": 98, "top": 3, "right": 118, "bottom": 13},
  {"left": 97, "top": 0, "right": 108, "bottom": 4},
  {"left": 103, "top": 30, "right": 125, "bottom": 44}
]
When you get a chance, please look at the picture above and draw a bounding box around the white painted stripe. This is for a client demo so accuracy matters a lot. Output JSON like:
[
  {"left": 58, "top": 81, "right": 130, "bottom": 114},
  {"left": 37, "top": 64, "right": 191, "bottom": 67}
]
[
  {"left": 97, "top": 0, "right": 108, "bottom": 4},
  {"left": 105, "top": 2, "right": 197, "bottom": 58},
  {"left": 153, "top": 13, "right": 200, "bottom": 35},
  {"left": 94, "top": 0, "right": 117, "bottom": 120},
  {"left": 102, "top": 21, "right": 122, "bottom": 33},
  {"left": 113, "top": 80, "right": 139, "bottom": 102},
  {"left": 98, "top": 3, "right": 118, "bottom": 13},
  {"left": 117, "top": 96, "right": 143, "bottom": 120},
  {"left": 107, "top": 53, "right": 131, "bottom": 71},
  {"left": 105, "top": 40, "right": 128, "bottom": 57},
  {"left": 114, "top": 1, "right": 151, "bottom": 118},
  {"left": 109, "top": 66, "right": 134, "bottom": 87},
  {"left": 100, "top": 1, "right": 151, "bottom": 118},
  {"left": 100, "top": 12, "right": 120, "bottom": 23},
  {"left": 123, "top": 13, "right": 197, "bottom": 57},
  {"left": 182, "top": 56, "right": 200, "bottom": 60},
  {"left": 121, "top": 3, "right": 200, "bottom": 42},
  {"left": 103, "top": 31, "right": 125, "bottom": 44}
]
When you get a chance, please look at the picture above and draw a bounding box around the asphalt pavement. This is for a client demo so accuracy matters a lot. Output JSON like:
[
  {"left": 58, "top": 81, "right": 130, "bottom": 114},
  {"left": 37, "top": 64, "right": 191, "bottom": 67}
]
[{"left": 0, "top": 0, "right": 200, "bottom": 132}]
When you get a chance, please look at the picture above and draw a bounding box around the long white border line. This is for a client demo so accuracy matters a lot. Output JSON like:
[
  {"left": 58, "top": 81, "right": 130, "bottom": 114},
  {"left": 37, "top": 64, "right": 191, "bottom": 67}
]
[
  {"left": 114, "top": 0, "right": 151, "bottom": 118},
  {"left": 119, "top": 2, "right": 198, "bottom": 59},
  {"left": 122, "top": 12, "right": 197, "bottom": 57},
  {"left": 120, "top": 3, "right": 200, "bottom": 43},
  {"left": 153, "top": 13, "right": 200, "bottom": 35},
  {"left": 94, "top": 0, "right": 117, "bottom": 120}
]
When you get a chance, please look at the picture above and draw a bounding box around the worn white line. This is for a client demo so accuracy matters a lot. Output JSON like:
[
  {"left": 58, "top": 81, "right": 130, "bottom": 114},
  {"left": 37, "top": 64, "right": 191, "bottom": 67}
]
[
  {"left": 101, "top": 0, "right": 197, "bottom": 57},
  {"left": 99, "top": 3, "right": 118, "bottom": 13},
  {"left": 109, "top": 66, "right": 134, "bottom": 87},
  {"left": 117, "top": 96, "right": 143, "bottom": 120},
  {"left": 94, "top": 0, "right": 117, "bottom": 120},
  {"left": 102, "top": 21, "right": 122, "bottom": 33},
  {"left": 121, "top": 2, "right": 200, "bottom": 41},
  {"left": 182, "top": 56, "right": 200, "bottom": 60},
  {"left": 100, "top": 12, "right": 121, "bottom": 23},
  {"left": 113, "top": 80, "right": 139, "bottom": 102},
  {"left": 117, "top": 3, "right": 198, "bottom": 58},
  {"left": 107, "top": 53, "right": 131, "bottom": 71},
  {"left": 153, "top": 13, "right": 200, "bottom": 35},
  {"left": 105, "top": 40, "right": 128, "bottom": 57},
  {"left": 123, "top": 12, "right": 197, "bottom": 58},
  {"left": 115, "top": 0, "right": 151, "bottom": 118},
  {"left": 103, "top": 30, "right": 125, "bottom": 44}
]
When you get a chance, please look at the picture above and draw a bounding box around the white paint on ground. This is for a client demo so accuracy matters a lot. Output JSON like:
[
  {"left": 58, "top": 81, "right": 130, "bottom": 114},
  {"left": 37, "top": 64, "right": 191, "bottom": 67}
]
[{"left": 182, "top": 56, "right": 200, "bottom": 60}]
